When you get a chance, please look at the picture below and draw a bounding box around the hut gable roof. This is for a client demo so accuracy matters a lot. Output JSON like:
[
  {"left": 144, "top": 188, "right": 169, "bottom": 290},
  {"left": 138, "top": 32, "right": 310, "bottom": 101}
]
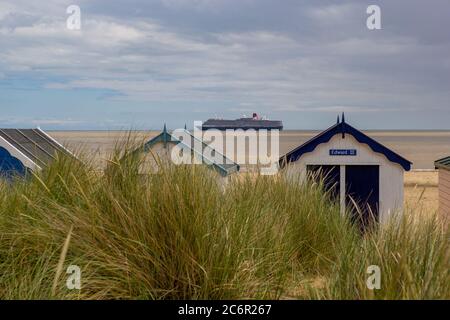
[
  {"left": 0, "top": 128, "right": 72, "bottom": 170},
  {"left": 136, "top": 126, "right": 240, "bottom": 177},
  {"left": 279, "top": 114, "right": 412, "bottom": 171},
  {"left": 435, "top": 156, "right": 450, "bottom": 171}
]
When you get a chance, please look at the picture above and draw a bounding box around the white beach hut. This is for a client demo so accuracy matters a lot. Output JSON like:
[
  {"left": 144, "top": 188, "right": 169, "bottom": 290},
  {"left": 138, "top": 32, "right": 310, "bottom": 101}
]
[
  {"left": 124, "top": 125, "right": 240, "bottom": 181},
  {"left": 279, "top": 114, "right": 412, "bottom": 226}
]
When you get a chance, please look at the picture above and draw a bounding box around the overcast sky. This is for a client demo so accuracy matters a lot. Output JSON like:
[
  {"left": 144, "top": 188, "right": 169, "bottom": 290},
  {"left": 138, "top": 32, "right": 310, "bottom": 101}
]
[{"left": 0, "top": 0, "right": 449, "bottom": 130}]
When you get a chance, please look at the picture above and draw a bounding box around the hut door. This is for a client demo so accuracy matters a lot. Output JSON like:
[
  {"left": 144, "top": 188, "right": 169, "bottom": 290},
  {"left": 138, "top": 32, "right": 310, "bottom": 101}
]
[
  {"left": 307, "top": 165, "right": 340, "bottom": 203},
  {"left": 345, "top": 165, "right": 379, "bottom": 228}
]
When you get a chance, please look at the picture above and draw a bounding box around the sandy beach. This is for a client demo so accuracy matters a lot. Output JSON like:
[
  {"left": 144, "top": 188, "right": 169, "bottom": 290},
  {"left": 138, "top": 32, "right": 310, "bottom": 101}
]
[{"left": 49, "top": 130, "right": 450, "bottom": 170}]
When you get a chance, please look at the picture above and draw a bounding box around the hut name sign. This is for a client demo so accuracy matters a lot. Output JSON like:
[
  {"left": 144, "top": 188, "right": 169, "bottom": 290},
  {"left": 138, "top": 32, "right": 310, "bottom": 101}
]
[{"left": 329, "top": 149, "right": 357, "bottom": 156}]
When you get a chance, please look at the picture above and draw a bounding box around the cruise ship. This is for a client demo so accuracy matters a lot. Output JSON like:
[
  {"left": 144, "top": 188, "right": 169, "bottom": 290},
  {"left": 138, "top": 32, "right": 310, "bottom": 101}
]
[{"left": 202, "top": 113, "right": 283, "bottom": 131}]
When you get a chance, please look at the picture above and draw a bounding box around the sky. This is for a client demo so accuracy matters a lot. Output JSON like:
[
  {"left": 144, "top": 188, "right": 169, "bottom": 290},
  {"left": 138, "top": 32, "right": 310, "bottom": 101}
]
[{"left": 0, "top": 0, "right": 449, "bottom": 130}]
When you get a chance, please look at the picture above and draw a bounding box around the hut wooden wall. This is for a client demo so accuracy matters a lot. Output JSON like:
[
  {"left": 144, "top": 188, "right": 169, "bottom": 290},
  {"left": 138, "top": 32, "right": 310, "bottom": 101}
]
[{"left": 439, "top": 168, "right": 450, "bottom": 219}]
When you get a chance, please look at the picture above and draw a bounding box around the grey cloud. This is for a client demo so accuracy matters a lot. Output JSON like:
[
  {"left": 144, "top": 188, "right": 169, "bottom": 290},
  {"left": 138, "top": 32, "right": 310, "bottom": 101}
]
[{"left": 0, "top": 0, "right": 449, "bottom": 129}]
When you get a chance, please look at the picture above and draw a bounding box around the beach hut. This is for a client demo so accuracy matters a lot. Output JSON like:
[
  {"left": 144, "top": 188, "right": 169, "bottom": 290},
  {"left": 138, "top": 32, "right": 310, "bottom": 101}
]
[
  {"left": 434, "top": 156, "right": 450, "bottom": 220},
  {"left": 126, "top": 125, "right": 240, "bottom": 179},
  {"left": 279, "top": 114, "right": 412, "bottom": 226},
  {"left": 0, "top": 128, "right": 73, "bottom": 179}
]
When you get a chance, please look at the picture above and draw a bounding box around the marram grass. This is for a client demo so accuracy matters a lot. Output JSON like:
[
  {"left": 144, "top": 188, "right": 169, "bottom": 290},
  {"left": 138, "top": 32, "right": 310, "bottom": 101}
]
[{"left": 0, "top": 145, "right": 448, "bottom": 300}]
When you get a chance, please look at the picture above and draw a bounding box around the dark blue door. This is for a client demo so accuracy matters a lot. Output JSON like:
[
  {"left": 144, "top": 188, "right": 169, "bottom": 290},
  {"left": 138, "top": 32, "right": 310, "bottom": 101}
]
[
  {"left": 345, "top": 165, "right": 379, "bottom": 229},
  {"left": 0, "top": 147, "right": 27, "bottom": 180}
]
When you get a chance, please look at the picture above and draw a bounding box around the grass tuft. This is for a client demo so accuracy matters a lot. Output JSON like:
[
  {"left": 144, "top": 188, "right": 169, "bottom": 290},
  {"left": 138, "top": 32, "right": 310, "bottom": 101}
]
[{"left": 0, "top": 138, "right": 448, "bottom": 299}]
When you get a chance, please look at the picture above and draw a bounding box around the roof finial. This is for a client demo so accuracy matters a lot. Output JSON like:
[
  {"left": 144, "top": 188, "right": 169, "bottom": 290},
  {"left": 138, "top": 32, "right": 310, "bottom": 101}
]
[
  {"left": 184, "top": 123, "right": 187, "bottom": 130},
  {"left": 341, "top": 112, "right": 345, "bottom": 123},
  {"left": 337, "top": 115, "right": 340, "bottom": 124},
  {"left": 163, "top": 123, "right": 168, "bottom": 147}
]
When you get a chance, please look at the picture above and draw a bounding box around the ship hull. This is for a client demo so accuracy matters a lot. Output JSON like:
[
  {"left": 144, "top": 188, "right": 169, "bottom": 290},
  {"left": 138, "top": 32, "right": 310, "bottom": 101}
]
[{"left": 202, "top": 119, "right": 283, "bottom": 131}]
